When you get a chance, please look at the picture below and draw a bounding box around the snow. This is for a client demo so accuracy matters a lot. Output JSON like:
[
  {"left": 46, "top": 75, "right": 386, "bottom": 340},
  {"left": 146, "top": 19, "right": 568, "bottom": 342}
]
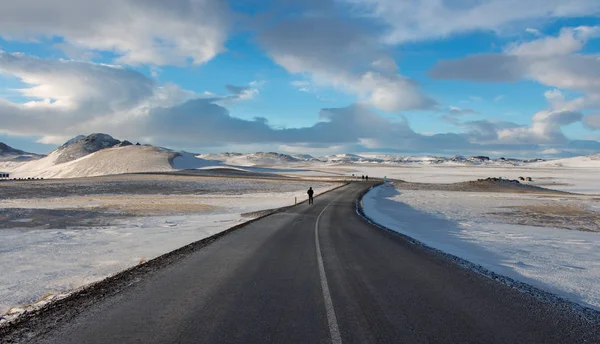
[
  {"left": 2, "top": 145, "right": 176, "bottom": 179},
  {"left": 533, "top": 154, "right": 600, "bottom": 168},
  {"left": 0, "top": 182, "right": 339, "bottom": 316},
  {"left": 363, "top": 183, "right": 600, "bottom": 311},
  {"left": 332, "top": 164, "right": 600, "bottom": 194}
]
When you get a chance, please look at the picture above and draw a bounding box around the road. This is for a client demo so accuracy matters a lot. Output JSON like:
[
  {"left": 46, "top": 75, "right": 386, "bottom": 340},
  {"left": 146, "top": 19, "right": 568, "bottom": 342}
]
[{"left": 33, "top": 183, "right": 597, "bottom": 343}]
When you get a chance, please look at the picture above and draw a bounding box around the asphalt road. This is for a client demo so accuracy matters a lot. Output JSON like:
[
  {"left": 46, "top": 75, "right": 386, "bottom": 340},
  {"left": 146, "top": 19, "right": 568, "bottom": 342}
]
[{"left": 34, "top": 183, "right": 598, "bottom": 343}]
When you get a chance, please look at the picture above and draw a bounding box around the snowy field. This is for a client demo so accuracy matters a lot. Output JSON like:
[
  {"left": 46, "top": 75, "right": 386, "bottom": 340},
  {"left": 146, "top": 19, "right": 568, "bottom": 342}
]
[
  {"left": 0, "top": 176, "right": 341, "bottom": 317},
  {"left": 363, "top": 183, "right": 600, "bottom": 311},
  {"left": 319, "top": 164, "right": 600, "bottom": 194}
]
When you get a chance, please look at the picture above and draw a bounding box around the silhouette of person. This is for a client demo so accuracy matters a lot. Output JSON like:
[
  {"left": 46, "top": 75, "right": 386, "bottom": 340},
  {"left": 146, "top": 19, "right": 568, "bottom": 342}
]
[
  {"left": 307, "top": 187, "right": 314, "bottom": 204},
  {"left": 362, "top": 175, "right": 365, "bottom": 181},
  {"left": 366, "top": 175, "right": 369, "bottom": 181}
]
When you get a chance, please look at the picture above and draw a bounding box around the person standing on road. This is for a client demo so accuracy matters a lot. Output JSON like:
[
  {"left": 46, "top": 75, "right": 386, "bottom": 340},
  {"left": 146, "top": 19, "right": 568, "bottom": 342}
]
[{"left": 307, "top": 187, "right": 314, "bottom": 205}]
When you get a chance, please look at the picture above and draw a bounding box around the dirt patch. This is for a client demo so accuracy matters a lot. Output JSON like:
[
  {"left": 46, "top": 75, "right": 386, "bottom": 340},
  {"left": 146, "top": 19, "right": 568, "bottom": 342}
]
[
  {"left": 489, "top": 204, "right": 600, "bottom": 232},
  {"left": 395, "top": 178, "right": 569, "bottom": 194},
  {"left": 88, "top": 198, "right": 219, "bottom": 216},
  {"left": 0, "top": 208, "right": 132, "bottom": 229}
]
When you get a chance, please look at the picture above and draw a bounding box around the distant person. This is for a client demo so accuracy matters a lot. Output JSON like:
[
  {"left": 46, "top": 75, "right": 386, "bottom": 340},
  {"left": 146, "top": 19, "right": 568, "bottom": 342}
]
[
  {"left": 361, "top": 175, "right": 365, "bottom": 181},
  {"left": 366, "top": 175, "right": 369, "bottom": 181},
  {"left": 307, "top": 187, "right": 314, "bottom": 205}
]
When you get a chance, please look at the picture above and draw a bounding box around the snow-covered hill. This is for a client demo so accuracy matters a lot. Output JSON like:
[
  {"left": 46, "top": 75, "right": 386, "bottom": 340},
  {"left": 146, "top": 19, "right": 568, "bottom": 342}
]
[
  {"left": 197, "top": 152, "right": 313, "bottom": 167},
  {"left": 53, "top": 133, "right": 131, "bottom": 164},
  {"left": 1, "top": 134, "right": 191, "bottom": 179},
  {"left": 0, "top": 133, "right": 229, "bottom": 179},
  {"left": 317, "top": 153, "right": 537, "bottom": 166},
  {"left": 0, "top": 142, "right": 43, "bottom": 162},
  {"left": 5, "top": 145, "right": 179, "bottom": 179},
  {"left": 533, "top": 154, "right": 600, "bottom": 168},
  {"left": 4, "top": 132, "right": 598, "bottom": 179}
]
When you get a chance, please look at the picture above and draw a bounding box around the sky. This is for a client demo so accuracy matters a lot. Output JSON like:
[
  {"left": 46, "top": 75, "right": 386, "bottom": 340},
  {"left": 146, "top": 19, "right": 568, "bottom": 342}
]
[{"left": 0, "top": 0, "right": 599, "bottom": 158}]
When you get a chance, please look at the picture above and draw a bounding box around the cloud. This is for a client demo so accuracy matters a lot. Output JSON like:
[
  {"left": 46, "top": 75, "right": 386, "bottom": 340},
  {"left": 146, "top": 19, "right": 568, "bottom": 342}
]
[
  {"left": 448, "top": 106, "right": 479, "bottom": 115},
  {"left": 140, "top": 102, "right": 420, "bottom": 147},
  {"left": 496, "top": 109, "right": 583, "bottom": 144},
  {"left": 430, "top": 26, "right": 600, "bottom": 97},
  {"left": 342, "top": 0, "right": 600, "bottom": 43},
  {"left": 430, "top": 54, "right": 524, "bottom": 82},
  {"left": 257, "top": 14, "right": 435, "bottom": 112},
  {"left": 1, "top": 52, "right": 598, "bottom": 157},
  {"left": 225, "top": 84, "right": 259, "bottom": 100},
  {"left": 0, "top": 51, "right": 189, "bottom": 142},
  {"left": 462, "top": 120, "right": 525, "bottom": 142},
  {"left": 0, "top": 0, "right": 229, "bottom": 66},
  {"left": 290, "top": 80, "right": 313, "bottom": 93},
  {"left": 0, "top": 52, "right": 420, "bottom": 148},
  {"left": 583, "top": 114, "right": 600, "bottom": 130},
  {"left": 525, "top": 28, "right": 542, "bottom": 36},
  {"left": 0, "top": 51, "right": 154, "bottom": 111},
  {"left": 459, "top": 88, "right": 584, "bottom": 145},
  {"left": 505, "top": 26, "right": 600, "bottom": 56}
]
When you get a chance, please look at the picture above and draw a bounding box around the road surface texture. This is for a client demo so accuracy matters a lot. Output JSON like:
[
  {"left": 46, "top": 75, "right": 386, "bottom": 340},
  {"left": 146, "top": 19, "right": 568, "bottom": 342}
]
[{"left": 24, "top": 183, "right": 599, "bottom": 343}]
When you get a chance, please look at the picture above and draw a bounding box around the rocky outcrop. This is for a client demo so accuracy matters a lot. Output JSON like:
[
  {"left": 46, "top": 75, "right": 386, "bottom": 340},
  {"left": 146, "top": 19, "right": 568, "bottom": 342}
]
[{"left": 54, "top": 134, "right": 122, "bottom": 164}]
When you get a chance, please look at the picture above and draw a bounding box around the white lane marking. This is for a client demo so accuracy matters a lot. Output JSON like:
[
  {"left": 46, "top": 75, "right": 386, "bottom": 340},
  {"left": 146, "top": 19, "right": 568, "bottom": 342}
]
[{"left": 315, "top": 196, "right": 344, "bottom": 344}]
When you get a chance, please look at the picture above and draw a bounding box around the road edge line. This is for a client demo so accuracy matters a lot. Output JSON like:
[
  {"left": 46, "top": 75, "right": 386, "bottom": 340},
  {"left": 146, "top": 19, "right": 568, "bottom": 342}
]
[{"left": 315, "top": 196, "right": 344, "bottom": 344}]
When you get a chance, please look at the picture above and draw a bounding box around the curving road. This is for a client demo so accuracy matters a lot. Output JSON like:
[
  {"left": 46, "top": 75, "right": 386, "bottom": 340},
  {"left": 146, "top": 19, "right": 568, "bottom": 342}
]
[{"left": 33, "top": 183, "right": 598, "bottom": 343}]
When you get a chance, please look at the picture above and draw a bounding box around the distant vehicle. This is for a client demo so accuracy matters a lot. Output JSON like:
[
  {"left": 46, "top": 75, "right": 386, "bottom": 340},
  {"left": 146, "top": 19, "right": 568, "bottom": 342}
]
[{"left": 0, "top": 172, "right": 9, "bottom": 179}]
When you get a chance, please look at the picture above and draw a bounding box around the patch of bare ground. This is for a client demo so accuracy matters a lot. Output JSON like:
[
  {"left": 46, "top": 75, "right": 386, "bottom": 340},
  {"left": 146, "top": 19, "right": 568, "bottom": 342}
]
[
  {"left": 0, "top": 208, "right": 132, "bottom": 230},
  {"left": 488, "top": 204, "right": 600, "bottom": 232},
  {"left": 0, "top": 196, "right": 220, "bottom": 229},
  {"left": 61, "top": 195, "right": 220, "bottom": 216},
  {"left": 395, "top": 177, "right": 570, "bottom": 194}
]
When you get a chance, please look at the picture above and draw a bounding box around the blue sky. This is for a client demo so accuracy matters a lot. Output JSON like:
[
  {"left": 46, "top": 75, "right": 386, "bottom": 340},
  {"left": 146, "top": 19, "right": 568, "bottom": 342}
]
[{"left": 0, "top": 0, "right": 599, "bottom": 158}]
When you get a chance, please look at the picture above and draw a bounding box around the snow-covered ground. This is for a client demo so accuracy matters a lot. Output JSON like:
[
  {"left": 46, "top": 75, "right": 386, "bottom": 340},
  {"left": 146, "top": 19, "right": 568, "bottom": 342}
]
[
  {"left": 0, "top": 179, "right": 340, "bottom": 317},
  {"left": 363, "top": 183, "right": 600, "bottom": 311},
  {"left": 326, "top": 164, "right": 600, "bottom": 194}
]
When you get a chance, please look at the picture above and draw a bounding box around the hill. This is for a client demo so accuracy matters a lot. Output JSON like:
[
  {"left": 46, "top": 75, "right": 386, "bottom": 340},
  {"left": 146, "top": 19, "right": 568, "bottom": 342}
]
[
  {"left": 0, "top": 142, "right": 44, "bottom": 162},
  {"left": 532, "top": 154, "right": 600, "bottom": 168}
]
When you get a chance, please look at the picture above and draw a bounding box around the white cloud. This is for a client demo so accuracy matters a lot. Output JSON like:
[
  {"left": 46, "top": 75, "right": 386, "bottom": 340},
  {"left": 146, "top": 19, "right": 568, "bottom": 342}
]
[
  {"left": 430, "top": 26, "right": 600, "bottom": 112},
  {"left": 0, "top": 52, "right": 194, "bottom": 141},
  {"left": 448, "top": 106, "right": 479, "bottom": 115},
  {"left": 525, "top": 28, "right": 542, "bottom": 36},
  {"left": 343, "top": 0, "right": 600, "bottom": 44},
  {"left": 1, "top": 51, "right": 598, "bottom": 157},
  {"left": 461, "top": 90, "right": 584, "bottom": 146},
  {"left": 540, "top": 148, "right": 561, "bottom": 155},
  {"left": 0, "top": 51, "right": 154, "bottom": 111},
  {"left": 496, "top": 109, "right": 583, "bottom": 144},
  {"left": 0, "top": 0, "right": 229, "bottom": 66},
  {"left": 224, "top": 83, "right": 261, "bottom": 101},
  {"left": 290, "top": 80, "right": 313, "bottom": 93},
  {"left": 505, "top": 26, "right": 600, "bottom": 56},
  {"left": 258, "top": 15, "right": 435, "bottom": 112},
  {"left": 583, "top": 114, "right": 600, "bottom": 130},
  {"left": 290, "top": 81, "right": 310, "bottom": 88}
]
